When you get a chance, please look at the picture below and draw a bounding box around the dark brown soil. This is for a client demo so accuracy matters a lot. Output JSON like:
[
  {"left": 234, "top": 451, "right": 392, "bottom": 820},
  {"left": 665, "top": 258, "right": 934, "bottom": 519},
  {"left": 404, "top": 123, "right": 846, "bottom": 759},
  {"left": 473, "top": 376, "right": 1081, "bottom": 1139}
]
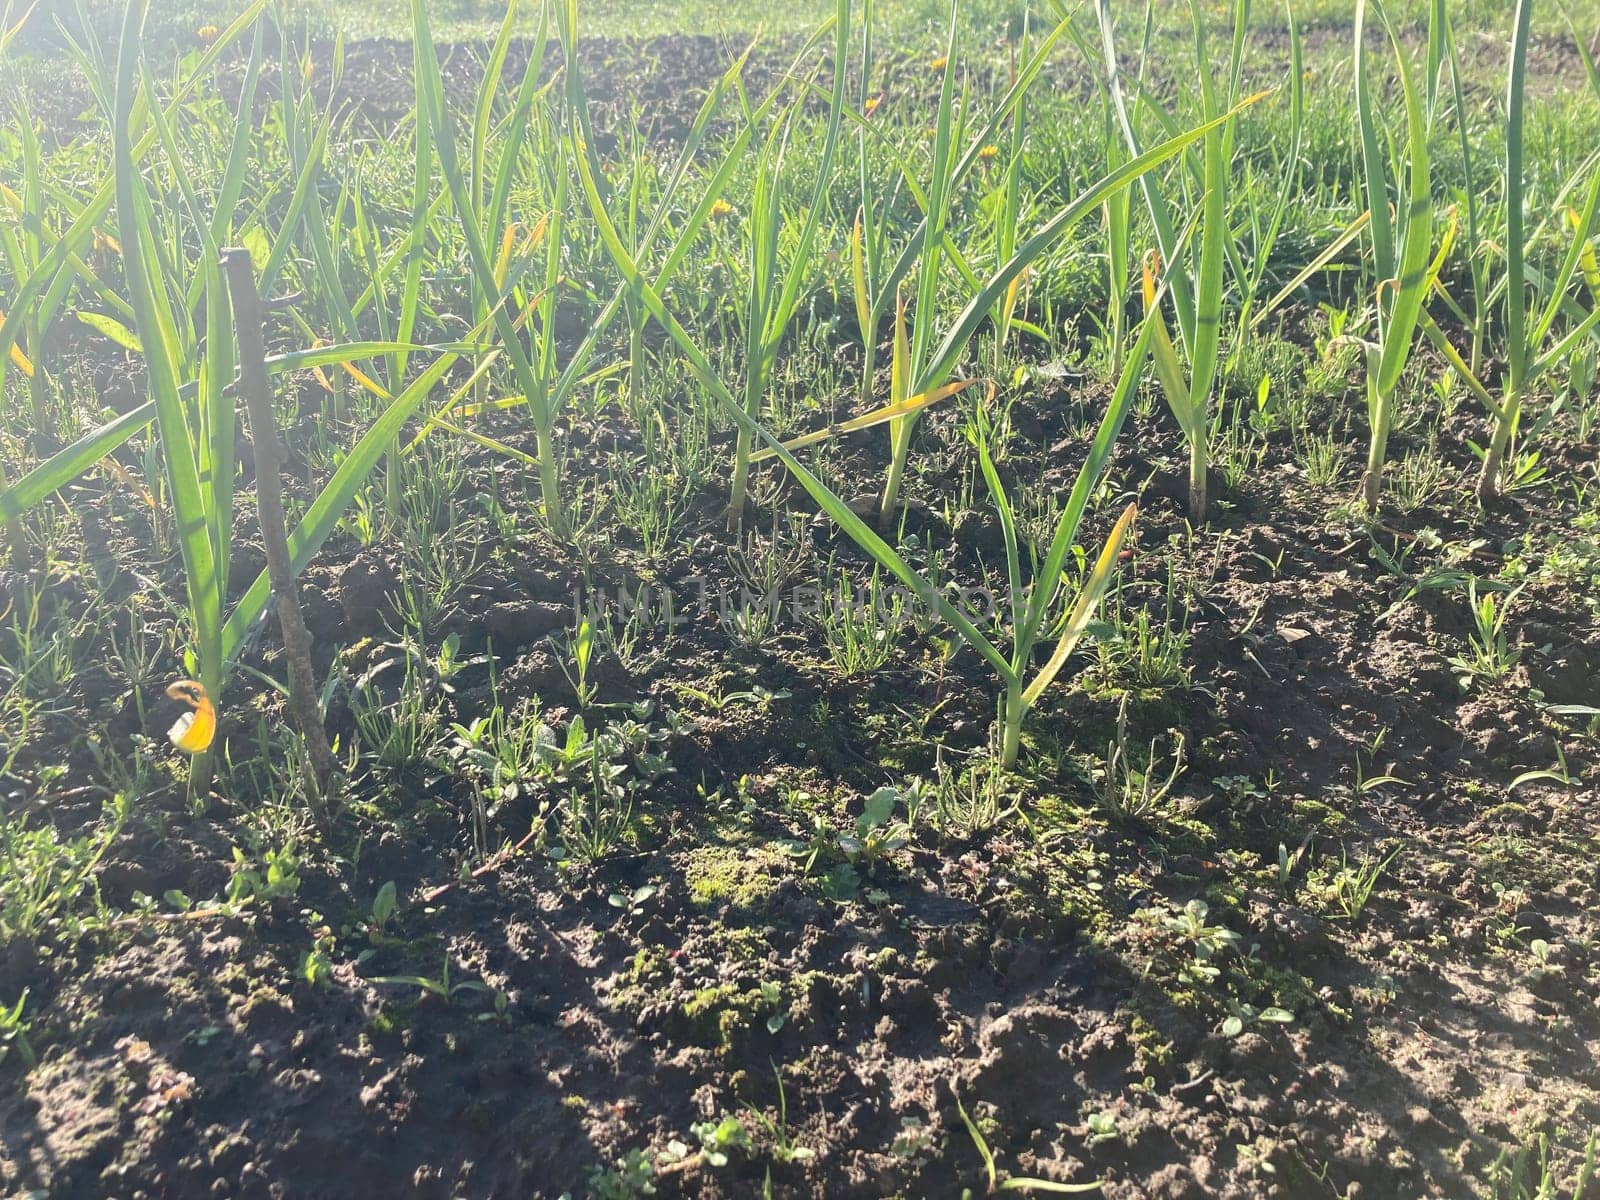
[
  {"left": 19, "top": 31, "right": 945, "bottom": 151},
  {"left": 2, "top": 26, "right": 1600, "bottom": 1200},
  {"left": 3, "top": 319, "right": 1598, "bottom": 1197}
]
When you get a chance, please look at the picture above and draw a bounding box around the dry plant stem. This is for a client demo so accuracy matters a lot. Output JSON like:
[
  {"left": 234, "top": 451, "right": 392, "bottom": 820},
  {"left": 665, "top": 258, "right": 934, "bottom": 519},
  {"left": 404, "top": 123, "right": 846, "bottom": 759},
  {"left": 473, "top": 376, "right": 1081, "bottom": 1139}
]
[
  {"left": 421, "top": 814, "right": 551, "bottom": 902},
  {"left": 222, "top": 248, "right": 340, "bottom": 812}
]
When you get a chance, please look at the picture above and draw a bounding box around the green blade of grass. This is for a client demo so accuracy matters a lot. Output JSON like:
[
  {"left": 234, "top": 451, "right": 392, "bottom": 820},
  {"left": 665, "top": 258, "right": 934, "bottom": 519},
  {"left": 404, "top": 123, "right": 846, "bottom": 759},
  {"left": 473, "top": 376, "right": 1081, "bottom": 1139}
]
[
  {"left": 917, "top": 89, "right": 1266, "bottom": 395},
  {"left": 1374, "top": 0, "right": 1433, "bottom": 401},
  {"left": 115, "top": 0, "right": 224, "bottom": 692}
]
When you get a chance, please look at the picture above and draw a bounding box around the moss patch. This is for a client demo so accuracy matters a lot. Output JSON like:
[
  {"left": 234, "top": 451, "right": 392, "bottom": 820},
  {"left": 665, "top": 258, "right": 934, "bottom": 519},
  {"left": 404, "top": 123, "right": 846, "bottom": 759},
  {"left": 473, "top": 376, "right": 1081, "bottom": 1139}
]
[{"left": 684, "top": 844, "right": 786, "bottom": 913}]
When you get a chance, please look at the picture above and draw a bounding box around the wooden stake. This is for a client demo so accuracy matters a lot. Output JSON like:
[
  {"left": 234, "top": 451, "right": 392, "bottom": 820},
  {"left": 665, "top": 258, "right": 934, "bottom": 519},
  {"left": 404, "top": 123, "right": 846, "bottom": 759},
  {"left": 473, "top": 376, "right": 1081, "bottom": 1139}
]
[{"left": 222, "top": 248, "right": 340, "bottom": 814}]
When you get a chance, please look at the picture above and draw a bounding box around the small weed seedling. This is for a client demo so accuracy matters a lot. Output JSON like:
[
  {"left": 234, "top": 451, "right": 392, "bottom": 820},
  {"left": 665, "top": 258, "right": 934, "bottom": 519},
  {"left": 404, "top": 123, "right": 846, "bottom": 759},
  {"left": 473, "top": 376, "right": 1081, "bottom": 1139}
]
[
  {"left": 1092, "top": 695, "right": 1186, "bottom": 823},
  {"left": 1325, "top": 847, "right": 1402, "bottom": 922},
  {"left": 1450, "top": 580, "right": 1524, "bottom": 688},
  {"left": 837, "top": 786, "right": 911, "bottom": 875}
]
